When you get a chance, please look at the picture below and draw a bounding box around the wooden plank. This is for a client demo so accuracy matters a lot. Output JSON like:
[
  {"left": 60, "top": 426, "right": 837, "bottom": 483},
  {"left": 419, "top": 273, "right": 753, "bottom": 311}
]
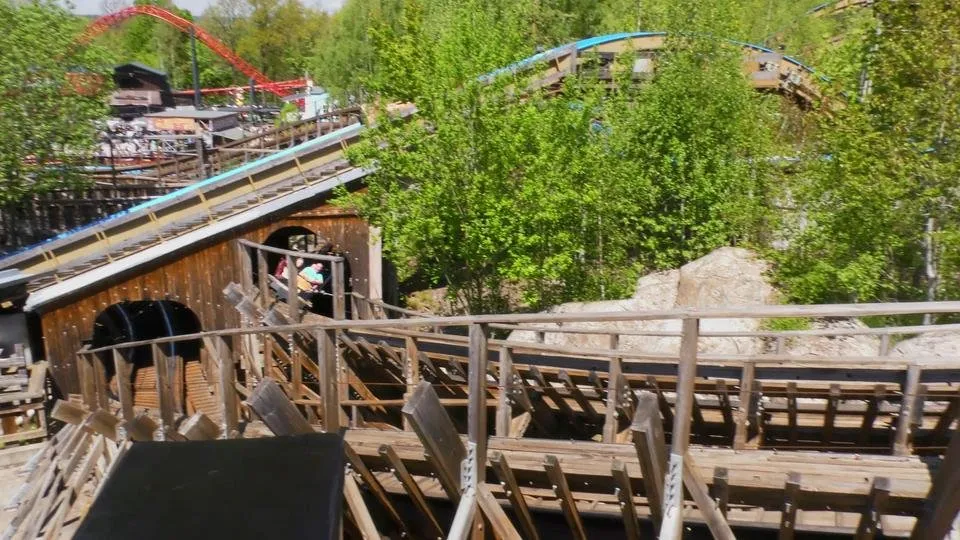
[
  {"left": 930, "top": 388, "right": 959, "bottom": 442},
  {"left": 682, "top": 452, "right": 735, "bottom": 540},
  {"left": 644, "top": 375, "right": 673, "bottom": 426},
  {"left": 247, "top": 377, "right": 314, "bottom": 436},
  {"left": 631, "top": 391, "right": 666, "bottom": 527},
  {"left": 112, "top": 349, "right": 134, "bottom": 422},
  {"left": 779, "top": 472, "right": 801, "bottom": 540},
  {"left": 894, "top": 365, "right": 921, "bottom": 456},
  {"left": 543, "top": 455, "right": 587, "bottom": 540},
  {"left": 402, "top": 380, "right": 465, "bottom": 501},
  {"left": 490, "top": 451, "right": 539, "bottom": 540},
  {"left": 379, "top": 443, "right": 444, "bottom": 540},
  {"left": 496, "top": 347, "right": 515, "bottom": 437},
  {"left": 82, "top": 408, "right": 119, "bottom": 441},
  {"left": 344, "top": 442, "right": 410, "bottom": 536},
  {"left": 823, "top": 383, "right": 840, "bottom": 444},
  {"left": 530, "top": 365, "right": 575, "bottom": 420},
  {"left": 316, "top": 328, "right": 340, "bottom": 433},
  {"left": 257, "top": 249, "right": 269, "bottom": 308},
  {"left": 855, "top": 477, "right": 890, "bottom": 540},
  {"left": 332, "top": 259, "right": 346, "bottom": 319},
  {"left": 178, "top": 412, "right": 222, "bottom": 440},
  {"left": 468, "top": 323, "right": 489, "bottom": 482},
  {"left": 343, "top": 473, "right": 381, "bottom": 540},
  {"left": 612, "top": 459, "right": 641, "bottom": 540},
  {"left": 477, "top": 484, "right": 523, "bottom": 540}
]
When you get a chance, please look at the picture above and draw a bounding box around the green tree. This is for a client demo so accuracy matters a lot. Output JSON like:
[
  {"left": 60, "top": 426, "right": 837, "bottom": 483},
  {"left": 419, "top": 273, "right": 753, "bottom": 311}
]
[
  {"left": 774, "top": 0, "right": 960, "bottom": 311},
  {"left": 0, "top": 0, "right": 111, "bottom": 207}
]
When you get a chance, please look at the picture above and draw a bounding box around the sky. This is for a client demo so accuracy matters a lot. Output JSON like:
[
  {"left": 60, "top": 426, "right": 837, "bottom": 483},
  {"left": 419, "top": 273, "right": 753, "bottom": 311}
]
[{"left": 68, "top": 0, "right": 346, "bottom": 16}]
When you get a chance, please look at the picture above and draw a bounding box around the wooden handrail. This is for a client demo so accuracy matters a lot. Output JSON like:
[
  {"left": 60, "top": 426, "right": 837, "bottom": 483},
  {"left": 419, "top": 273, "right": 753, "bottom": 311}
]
[
  {"left": 79, "top": 300, "right": 960, "bottom": 356},
  {"left": 237, "top": 238, "right": 344, "bottom": 263}
]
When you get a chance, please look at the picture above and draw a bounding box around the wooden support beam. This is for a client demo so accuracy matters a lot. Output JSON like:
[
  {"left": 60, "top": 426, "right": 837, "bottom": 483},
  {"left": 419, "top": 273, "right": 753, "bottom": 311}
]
[
  {"left": 469, "top": 323, "right": 489, "bottom": 482},
  {"left": 787, "top": 382, "right": 799, "bottom": 446},
  {"left": 716, "top": 380, "right": 734, "bottom": 435},
  {"left": 559, "top": 370, "right": 600, "bottom": 421},
  {"left": 644, "top": 375, "right": 673, "bottom": 426},
  {"left": 632, "top": 391, "right": 666, "bottom": 527},
  {"left": 77, "top": 351, "right": 96, "bottom": 410},
  {"left": 733, "top": 362, "right": 756, "bottom": 450},
  {"left": 779, "top": 472, "right": 801, "bottom": 540},
  {"left": 931, "top": 388, "right": 959, "bottom": 442},
  {"left": 490, "top": 451, "right": 539, "bottom": 540},
  {"left": 379, "top": 443, "right": 444, "bottom": 540},
  {"left": 712, "top": 467, "right": 729, "bottom": 517},
  {"left": 51, "top": 400, "right": 85, "bottom": 425},
  {"left": 247, "top": 377, "right": 313, "bottom": 436},
  {"left": 530, "top": 365, "right": 575, "bottom": 420},
  {"left": 344, "top": 442, "right": 410, "bottom": 536},
  {"left": 477, "top": 484, "right": 523, "bottom": 540},
  {"left": 661, "top": 318, "right": 699, "bottom": 540},
  {"left": 894, "top": 364, "right": 922, "bottom": 456},
  {"left": 603, "top": 339, "right": 622, "bottom": 443},
  {"left": 215, "top": 336, "right": 240, "bottom": 438},
  {"left": 859, "top": 384, "right": 886, "bottom": 446},
  {"left": 316, "top": 328, "right": 340, "bottom": 433},
  {"left": 151, "top": 343, "right": 176, "bottom": 437},
  {"left": 331, "top": 259, "right": 346, "bottom": 320},
  {"left": 256, "top": 249, "right": 269, "bottom": 308},
  {"left": 404, "top": 337, "right": 421, "bottom": 432},
  {"left": 544, "top": 455, "right": 587, "bottom": 540},
  {"left": 344, "top": 473, "right": 381, "bottom": 540},
  {"left": 682, "top": 452, "right": 735, "bottom": 540},
  {"left": 286, "top": 254, "right": 300, "bottom": 322},
  {"left": 910, "top": 430, "right": 960, "bottom": 540},
  {"left": 496, "top": 347, "right": 514, "bottom": 437},
  {"left": 612, "top": 459, "right": 641, "bottom": 540},
  {"left": 823, "top": 383, "right": 840, "bottom": 444},
  {"left": 112, "top": 349, "right": 134, "bottom": 422},
  {"left": 855, "top": 477, "right": 890, "bottom": 540},
  {"left": 402, "top": 380, "right": 465, "bottom": 501}
]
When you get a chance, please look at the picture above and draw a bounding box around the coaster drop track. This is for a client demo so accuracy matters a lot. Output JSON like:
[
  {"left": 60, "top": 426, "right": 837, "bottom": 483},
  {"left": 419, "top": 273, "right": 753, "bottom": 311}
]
[{"left": 78, "top": 5, "right": 295, "bottom": 98}]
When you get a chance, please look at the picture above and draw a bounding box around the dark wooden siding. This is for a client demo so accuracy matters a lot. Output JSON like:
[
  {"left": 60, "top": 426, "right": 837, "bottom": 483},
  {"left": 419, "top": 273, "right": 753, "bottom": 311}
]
[{"left": 39, "top": 205, "right": 370, "bottom": 394}]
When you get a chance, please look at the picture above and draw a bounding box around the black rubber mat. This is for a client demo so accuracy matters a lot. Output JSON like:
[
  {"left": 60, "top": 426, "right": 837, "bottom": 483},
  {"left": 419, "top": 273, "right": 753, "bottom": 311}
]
[{"left": 75, "top": 433, "right": 343, "bottom": 540}]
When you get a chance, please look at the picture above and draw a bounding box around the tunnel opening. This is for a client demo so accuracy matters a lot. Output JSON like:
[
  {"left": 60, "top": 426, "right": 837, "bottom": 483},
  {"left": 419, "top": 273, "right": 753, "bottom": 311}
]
[
  {"left": 257, "top": 226, "right": 353, "bottom": 318},
  {"left": 91, "top": 301, "right": 210, "bottom": 412}
]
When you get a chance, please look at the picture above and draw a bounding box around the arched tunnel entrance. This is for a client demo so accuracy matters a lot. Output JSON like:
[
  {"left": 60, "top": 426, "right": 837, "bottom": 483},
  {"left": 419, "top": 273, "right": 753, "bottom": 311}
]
[
  {"left": 258, "top": 226, "right": 353, "bottom": 318},
  {"left": 91, "top": 301, "right": 217, "bottom": 415}
]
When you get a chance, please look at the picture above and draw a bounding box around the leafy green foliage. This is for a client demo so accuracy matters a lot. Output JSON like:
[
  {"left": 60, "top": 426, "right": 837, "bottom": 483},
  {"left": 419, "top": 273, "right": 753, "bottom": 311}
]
[
  {"left": 0, "top": 0, "right": 112, "bottom": 205},
  {"left": 773, "top": 0, "right": 960, "bottom": 306}
]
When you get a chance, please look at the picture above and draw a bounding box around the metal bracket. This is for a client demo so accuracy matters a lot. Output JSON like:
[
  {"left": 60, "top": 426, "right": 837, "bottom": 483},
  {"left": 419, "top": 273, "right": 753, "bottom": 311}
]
[{"left": 461, "top": 441, "right": 478, "bottom": 494}]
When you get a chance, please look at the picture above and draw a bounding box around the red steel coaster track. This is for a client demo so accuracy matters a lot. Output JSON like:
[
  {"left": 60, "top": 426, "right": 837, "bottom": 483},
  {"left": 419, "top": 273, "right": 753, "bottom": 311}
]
[{"left": 78, "top": 5, "right": 295, "bottom": 97}]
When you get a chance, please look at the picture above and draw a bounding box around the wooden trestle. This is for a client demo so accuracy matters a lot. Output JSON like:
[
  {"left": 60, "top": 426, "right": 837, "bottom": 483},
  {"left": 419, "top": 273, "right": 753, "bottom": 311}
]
[{"left": 50, "top": 270, "right": 960, "bottom": 539}]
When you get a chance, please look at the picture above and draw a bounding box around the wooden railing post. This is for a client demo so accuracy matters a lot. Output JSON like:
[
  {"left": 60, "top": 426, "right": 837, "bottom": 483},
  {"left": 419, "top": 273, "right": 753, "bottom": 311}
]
[
  {"left": 151, "top": 343, "right": 177, "bottom": 438},
  {"left": 317, "top": 328, "right": 340, "bottom": 433},
  {"left": 403, "top": 337, "right": 420, "bottom": 432},
  {"left": 660, "top": 317, "right": 700, "bottom": 540},
  {"left": 216, "top": 336, "right": 240, "bottom": 438},
  {"left": 112, "top": 349, "right": 134, "bottom": 422},
  {"left": 894, "top": 364, "right": 922, "bottom": 456},
  {"left": 603, "top": 333, "right": 621, "bottom": 443},
  {"left": 734, "top": 361, "right": 756, "bottom": 450},
  {"left": 468, "top": 323, "right": 489, "bottom": 482},
  {"left": 286, "top": 254, "right": 300, "bottom": 322},
  {"left": 496, "top": 346, "right": 514, "bottom": 437},
  {"left": 256, "top": 248, "right": 269, "bottom": 304},
  {"left": 332, "top": 259, "right": 346, "bottom": 320},
  {"left": 238, "top": 242, "right": 253, "bottom": 294},
  {"left": 77, "top": 349, "right": 96, "bottom": 410}
]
